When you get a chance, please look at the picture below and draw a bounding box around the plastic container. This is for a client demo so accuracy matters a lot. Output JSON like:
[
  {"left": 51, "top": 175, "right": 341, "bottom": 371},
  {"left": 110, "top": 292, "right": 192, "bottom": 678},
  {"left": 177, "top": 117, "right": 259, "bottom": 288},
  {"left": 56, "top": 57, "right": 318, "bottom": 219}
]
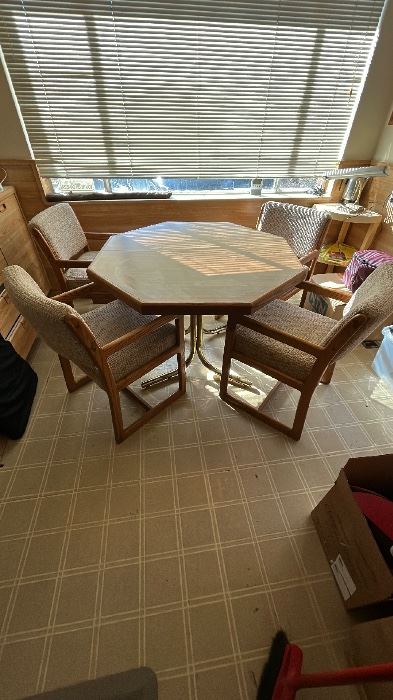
[
  {"left": 372, "top": 326, "right": 393, "bottom": 392},
  {"left": 250, "top": 178, "right": 262, "bottom": 196}
]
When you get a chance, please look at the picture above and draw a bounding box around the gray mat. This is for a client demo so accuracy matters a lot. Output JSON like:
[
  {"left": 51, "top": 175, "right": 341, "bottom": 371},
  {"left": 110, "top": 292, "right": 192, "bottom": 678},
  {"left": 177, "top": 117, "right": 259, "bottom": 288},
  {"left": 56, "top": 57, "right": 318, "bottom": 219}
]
[{"left": 24, "top": 667, "right": 158, "bottom": 699}]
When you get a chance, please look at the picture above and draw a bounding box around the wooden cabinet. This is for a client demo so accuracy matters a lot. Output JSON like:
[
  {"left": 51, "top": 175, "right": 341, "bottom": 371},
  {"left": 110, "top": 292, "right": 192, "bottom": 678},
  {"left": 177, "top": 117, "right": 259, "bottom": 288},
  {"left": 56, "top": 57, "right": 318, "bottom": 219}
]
[
  {"left": 0, "top": 185, "right": 48, "bottom": 358},
  {"left": 7, "top": 316, "right": 37, "bottom": 358},
  {"left": 0, "top": 248, "right": 7, "bottom": 285},
  {"left": 0, "top": 289, "right": 19, "bottom": 336}
]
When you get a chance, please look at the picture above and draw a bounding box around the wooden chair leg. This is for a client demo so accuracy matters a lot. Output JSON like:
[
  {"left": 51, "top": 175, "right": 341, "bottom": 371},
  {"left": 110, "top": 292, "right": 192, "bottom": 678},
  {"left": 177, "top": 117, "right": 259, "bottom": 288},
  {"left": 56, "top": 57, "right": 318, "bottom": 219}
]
[
  {"left": 177, "top": 351, "right": 186, "bottom": 393},
  {"left": 219, "top": 319, "right": 236, "bottom": 400},
  {"left": 290, "top": 387, "right": 314, "bottom": 440},
  {"left": 219, "top": 333, "right": 317, "bottom": 440},
  {"left": 108, "top": 385, "right": 187, "bottom": 443},
  {"left": 59, "top": 356, "right": 92, "bottom": 392},
  {"left": 175, "top": 316, "right": 187, "bottom": 394},
  {"left": 107, "top": 386, "right": 124, "bottom": 443},
  {"left": 107, "top": 344, "right": 187, "bottom": 444},
  {"left": 299, "top": 288, "right": 308, "bottom": 308},
  {"left": 219, "top": 351, "right": 231, "bottom": 400},
  {"left": 220, "top": 383, "right": 315, "bottom": 441},
  {"left": 320, "top": 362, "right": 335, "bottom": 385}
]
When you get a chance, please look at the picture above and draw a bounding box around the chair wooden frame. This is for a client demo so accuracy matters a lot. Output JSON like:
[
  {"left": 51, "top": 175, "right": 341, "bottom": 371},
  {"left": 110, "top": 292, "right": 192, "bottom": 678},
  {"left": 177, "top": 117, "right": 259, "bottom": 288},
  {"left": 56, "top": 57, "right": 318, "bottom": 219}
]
[
  {"left": 283, "top": 248, "right": 320, "bottom": 306},
  {"left": 30, "top": 224, "right": 114, "bottom": 300},
  {"left": 220, "top": 281, "right": 366, "bottom": 440},
  {"left": 54, "top": 283, "right": 186, "bottom": 442}
]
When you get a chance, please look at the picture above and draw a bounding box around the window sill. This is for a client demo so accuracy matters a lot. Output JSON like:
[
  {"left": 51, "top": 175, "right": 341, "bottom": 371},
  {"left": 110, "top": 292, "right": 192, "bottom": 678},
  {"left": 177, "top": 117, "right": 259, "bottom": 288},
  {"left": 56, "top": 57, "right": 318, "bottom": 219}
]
[
  {"left": 170, "top": 193, "right": 332, "bottom": 202},
  {"left": 45, "top": 192, "right": 333, "bottom": 204}
]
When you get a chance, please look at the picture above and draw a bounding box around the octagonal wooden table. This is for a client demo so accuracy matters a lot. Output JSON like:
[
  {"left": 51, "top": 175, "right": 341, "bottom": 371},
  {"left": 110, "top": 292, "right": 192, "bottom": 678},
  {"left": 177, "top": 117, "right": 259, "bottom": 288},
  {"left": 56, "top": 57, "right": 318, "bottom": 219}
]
[{"left": 88, "top": 221, "right": 307, "bottom": 387}]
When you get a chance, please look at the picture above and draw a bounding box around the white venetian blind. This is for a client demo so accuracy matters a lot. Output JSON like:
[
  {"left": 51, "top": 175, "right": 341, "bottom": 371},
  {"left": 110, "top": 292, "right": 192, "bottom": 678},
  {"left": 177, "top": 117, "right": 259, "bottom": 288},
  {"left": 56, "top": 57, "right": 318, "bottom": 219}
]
[{"left": 0, "top": 0, "right": 385, "bottom": 178}]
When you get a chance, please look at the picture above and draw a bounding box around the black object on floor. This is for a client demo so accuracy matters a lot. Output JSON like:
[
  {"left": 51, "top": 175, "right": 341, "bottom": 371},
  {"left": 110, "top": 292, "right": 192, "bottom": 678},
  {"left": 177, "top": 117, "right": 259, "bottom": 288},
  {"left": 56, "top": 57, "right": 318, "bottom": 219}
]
[
  {"left": 0, "top": 332, "right": 37, "bottom": 440},
  {"left": 362, "top": 339, "right": 380, "bottom": 348},
  {"left": 24, "top": 667, "right": 158, "bottom": 699}
]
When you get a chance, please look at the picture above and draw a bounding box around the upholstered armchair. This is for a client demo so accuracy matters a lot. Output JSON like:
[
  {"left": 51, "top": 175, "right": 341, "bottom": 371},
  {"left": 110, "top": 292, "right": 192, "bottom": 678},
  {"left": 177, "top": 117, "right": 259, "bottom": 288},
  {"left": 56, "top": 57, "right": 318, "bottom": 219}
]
[
  {"left": 29, "top": 202, "right": 113, "bottom": 295},
  {"left": 257, "top": 201, "right": 329, "bottom": 284},
  {"left": 212, "top": 201, "right": 329, "bottom": 330},
  {"left": 220, "top": 264, "right": 393, "bottom": 440},
  {"left": 4, "top": 265, "right": 186, "bottom": 442}
]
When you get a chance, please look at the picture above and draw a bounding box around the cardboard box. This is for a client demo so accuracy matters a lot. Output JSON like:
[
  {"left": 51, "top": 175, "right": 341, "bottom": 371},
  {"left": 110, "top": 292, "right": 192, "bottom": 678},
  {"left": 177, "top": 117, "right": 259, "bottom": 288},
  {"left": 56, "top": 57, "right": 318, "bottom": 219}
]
[
  {"left": 304, "top": 272, "right": 347, "bottom": 321},
  {"left": 312, "top": 454, "right": 393, "bottom": 609}
]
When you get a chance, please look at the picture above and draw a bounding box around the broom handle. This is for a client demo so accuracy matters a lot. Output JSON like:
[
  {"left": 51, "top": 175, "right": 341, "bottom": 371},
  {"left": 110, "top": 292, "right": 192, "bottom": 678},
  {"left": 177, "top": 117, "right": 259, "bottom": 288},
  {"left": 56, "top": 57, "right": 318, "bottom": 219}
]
[{"left": 294, "top": 661, "right": 393, "bottom": 689}]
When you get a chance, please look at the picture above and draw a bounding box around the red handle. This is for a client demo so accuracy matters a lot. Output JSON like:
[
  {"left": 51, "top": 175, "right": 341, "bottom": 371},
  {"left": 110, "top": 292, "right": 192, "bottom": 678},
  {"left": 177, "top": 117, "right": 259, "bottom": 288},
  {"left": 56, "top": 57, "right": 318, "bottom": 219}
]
[{"left": 294, "top": 661, "right": 393, "bottom": 689}]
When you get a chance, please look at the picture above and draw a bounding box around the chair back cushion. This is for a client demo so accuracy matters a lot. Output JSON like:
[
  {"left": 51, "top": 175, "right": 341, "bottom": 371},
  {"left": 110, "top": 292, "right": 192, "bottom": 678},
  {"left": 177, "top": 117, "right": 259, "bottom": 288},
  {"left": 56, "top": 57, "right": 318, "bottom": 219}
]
[
  {"left": 29, "top": 203, "right": 87, "bottom": 260},
  {"left": 257, "top": 201, "right": 329, "bottom": 259},
  {"left": 324, "top": 263, "right": 393, "bottom": 358},
  {"left": 3, "top": 265, "right": 98, "bottom": 379}
]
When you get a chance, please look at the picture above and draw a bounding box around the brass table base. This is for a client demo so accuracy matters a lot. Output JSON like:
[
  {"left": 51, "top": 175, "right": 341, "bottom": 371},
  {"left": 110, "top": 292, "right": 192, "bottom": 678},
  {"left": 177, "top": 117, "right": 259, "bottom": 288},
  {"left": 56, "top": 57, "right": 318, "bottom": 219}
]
[{"left": 141, "top": 315, "right": 252, "bottom": 389}]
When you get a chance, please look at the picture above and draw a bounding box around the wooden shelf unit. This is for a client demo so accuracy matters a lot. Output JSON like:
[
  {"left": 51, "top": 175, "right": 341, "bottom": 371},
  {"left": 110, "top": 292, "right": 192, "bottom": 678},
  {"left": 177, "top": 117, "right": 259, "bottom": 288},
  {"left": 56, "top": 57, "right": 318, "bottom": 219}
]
[{"left": 314, "top": 203, "right": 383, "bottom": 273}]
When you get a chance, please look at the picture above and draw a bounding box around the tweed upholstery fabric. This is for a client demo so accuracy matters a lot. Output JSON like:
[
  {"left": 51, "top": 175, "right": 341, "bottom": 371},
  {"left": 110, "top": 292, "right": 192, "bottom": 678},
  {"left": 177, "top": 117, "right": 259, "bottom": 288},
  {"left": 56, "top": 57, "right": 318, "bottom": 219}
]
[
  {"left": 4, "top": 266, "right": 99, "bottom": 380},
  {"left": 234, "top": 300, "right": 336, "bottom": 381},
  {"left": 234, "top": 265, "right": 393, "bottom": 384},
  {"left": 64, "top": 251, "right": 97, "bottom": 287},
  {"left": 257, "top": 202, "right": 329, "bottom": 259},
  {"left": 326, "top": 263, "right": 393, "bottom": 359},
  {"left": 83, "top": 301, "right": 177, "bottom": 382},
  {"left": 4, "top": 266, "right": 178, "bottom": 390},
  {"left": 29, "top": 203, "right": 87, "bottom": 260}
]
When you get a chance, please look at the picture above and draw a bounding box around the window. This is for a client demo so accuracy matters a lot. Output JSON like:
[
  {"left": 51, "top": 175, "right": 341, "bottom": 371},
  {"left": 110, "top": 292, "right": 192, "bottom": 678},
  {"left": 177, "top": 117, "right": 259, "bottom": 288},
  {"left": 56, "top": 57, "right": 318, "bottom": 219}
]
[
  {"left": 1, "top": 1, "right": 384, "bottom": 182},
  {"left": 50, "top": 176, "right": 322, "bottom": 196}
]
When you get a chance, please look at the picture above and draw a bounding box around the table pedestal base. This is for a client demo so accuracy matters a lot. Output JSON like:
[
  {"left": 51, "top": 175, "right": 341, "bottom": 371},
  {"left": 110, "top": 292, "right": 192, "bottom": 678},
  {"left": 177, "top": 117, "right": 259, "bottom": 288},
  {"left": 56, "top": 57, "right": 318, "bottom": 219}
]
[{"left": 141, "top": 315, "right": 251, "bottom": 389}]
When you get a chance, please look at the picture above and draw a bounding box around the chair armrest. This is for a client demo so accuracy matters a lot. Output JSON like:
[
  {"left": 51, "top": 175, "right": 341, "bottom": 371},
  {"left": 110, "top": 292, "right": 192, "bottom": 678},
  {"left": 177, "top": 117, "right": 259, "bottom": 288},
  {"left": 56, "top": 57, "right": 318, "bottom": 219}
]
[
  {"left": 299, "top": 249, "right": 319, "bottom": 266},
  {"left": 297, "top": 280, "right": 352, "bottom": 303},
  {"left": 53, "top": 282, "right": 98, "bottom": 303},
  {"left": 85, "top": 231, "right": 117, "bottom": 240},
  {"left": 56, "top": 259, "right": 91, "bottom": 268},
  {"left": 101, "top": 315, "right": 178, "bottom": 356},
  {"left": 234, "top": 315, "right": 324, "bottom": 357},
  {"left": 85, "top": 232, "right": 118, "bottom": 251}
]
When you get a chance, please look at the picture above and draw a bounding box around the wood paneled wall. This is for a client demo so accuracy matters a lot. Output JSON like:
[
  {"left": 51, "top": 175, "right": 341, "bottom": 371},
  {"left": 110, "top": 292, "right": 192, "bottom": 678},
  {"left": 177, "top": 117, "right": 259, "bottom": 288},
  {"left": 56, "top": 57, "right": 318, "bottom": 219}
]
[
  {"left": 361, "top": 161, "right": 393, "bottom": 255},
  {"left": 0, "top": 160, "right": 47, "bottom": 222},
  {"left": 2, "top": 158, "right": 392, "bottom": 256}
]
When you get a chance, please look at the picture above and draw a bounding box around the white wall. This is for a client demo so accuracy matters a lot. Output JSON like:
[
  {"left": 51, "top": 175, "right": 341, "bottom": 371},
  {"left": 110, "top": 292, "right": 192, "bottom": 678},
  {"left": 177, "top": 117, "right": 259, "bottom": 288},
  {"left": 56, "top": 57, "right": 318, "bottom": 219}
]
[
  {"left": 0, "top": 46, "right": 33, "bottom": 160},
  {"left": 373, "top": 101, "right": 393, "bottom": 163},
  {"left": 342, "top": 0, "right": 393, "bottom": 162}
]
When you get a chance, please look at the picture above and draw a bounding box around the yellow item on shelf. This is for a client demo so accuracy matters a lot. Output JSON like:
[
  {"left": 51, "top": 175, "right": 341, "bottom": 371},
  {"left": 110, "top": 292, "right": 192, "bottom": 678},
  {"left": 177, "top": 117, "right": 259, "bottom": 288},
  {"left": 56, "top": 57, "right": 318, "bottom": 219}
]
[{"left": 318, "top": 242, "right": 356, "bottom": 267}]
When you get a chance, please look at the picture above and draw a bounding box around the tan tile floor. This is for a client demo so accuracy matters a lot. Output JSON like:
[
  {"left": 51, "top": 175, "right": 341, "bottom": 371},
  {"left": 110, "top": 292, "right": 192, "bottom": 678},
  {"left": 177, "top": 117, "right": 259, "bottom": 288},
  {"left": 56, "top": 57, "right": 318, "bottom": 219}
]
[{"left": 1, "top": 313, "right": 393, "bottom": 699}]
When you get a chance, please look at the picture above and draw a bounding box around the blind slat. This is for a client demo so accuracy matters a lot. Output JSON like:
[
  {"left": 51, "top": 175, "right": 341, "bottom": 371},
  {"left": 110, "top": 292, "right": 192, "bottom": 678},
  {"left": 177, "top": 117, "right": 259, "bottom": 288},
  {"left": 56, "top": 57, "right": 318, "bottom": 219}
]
[{"left": 0, "top": 0, "right": 384, "bottom": 178}]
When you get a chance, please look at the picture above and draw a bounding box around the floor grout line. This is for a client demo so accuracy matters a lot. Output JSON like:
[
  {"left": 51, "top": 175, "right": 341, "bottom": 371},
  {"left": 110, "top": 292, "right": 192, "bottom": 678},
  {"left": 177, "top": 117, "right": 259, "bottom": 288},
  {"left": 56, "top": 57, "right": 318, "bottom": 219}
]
[{"left": 0, "top": 335, "right": 386, "bottom": 700}]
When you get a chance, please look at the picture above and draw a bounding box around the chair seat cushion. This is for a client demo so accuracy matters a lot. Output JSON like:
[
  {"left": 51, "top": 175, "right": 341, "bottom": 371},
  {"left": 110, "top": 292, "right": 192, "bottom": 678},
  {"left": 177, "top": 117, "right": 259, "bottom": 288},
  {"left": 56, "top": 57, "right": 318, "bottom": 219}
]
[
  {"left": 64, "top": 251, "right": 97, "bottom": 287},
  {"left": 83, "top": 301, "right": 177, "bottom": 382},
  {"left": 234, "top": 300, "right": 337, "bottom": 381}
]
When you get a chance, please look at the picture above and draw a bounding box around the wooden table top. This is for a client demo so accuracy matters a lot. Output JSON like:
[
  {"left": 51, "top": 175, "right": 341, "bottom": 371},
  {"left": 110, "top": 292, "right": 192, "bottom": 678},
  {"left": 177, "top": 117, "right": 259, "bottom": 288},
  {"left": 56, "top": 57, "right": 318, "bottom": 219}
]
[{"left": 88, "top": 221, "right": 307, "bottom": 315}]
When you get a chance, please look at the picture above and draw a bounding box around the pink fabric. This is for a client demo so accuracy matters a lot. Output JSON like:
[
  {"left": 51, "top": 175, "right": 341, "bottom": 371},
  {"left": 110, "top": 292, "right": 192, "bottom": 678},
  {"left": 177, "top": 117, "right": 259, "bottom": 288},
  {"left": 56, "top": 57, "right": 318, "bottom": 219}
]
[{"left": 343, "top": 250, "right": 393, "bottom": 292}]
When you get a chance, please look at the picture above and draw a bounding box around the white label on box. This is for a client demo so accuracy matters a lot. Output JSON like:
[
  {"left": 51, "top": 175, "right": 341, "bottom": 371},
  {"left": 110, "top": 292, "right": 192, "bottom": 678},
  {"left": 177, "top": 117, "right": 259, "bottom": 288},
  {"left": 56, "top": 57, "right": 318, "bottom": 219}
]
[{"left": 331, "top": 555, "right": 356, "bottom": 601}]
